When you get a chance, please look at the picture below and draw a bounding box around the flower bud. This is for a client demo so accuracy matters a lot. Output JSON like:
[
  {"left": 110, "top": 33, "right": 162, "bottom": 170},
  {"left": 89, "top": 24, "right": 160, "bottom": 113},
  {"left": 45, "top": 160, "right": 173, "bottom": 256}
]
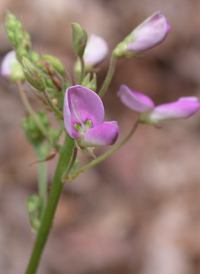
[
  {"left": 1, "top": 50, "right": 25, "bottom": 82},
  {"left": 71, "top": 22, "right": 87, "bottom": 57},
  {"left": 22, "top": 110, "right": 50, "bottom": 145},
  {"left": 30, "top": 51, "right": 40, "bottom": 62},
  {"left": 16, "top": 47, "right": 29, "bottom": 59},
  {"left": 42, "top": 55, "right": 65, "bottom": 75},
  {"left": 26, "top": 195, "right": 40, "bottom": 214},
  {"left": 113, "top": 11, "right": 170, "bottom": 58},
  {"left": 22, "top": 57, "right": 46, "bottom": 91},
  {"left": 84, "top": 34, "right": 108, "bottom": 66}
]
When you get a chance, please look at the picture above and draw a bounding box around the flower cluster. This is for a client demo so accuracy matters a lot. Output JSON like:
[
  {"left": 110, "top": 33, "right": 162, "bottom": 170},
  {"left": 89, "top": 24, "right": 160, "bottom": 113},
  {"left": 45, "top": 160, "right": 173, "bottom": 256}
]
[
  {"left": 2, "top": 10, "right": 200, "bottom": 274},
  {"left": 1, "top": 10, "right": 200, "bottom": 153}
]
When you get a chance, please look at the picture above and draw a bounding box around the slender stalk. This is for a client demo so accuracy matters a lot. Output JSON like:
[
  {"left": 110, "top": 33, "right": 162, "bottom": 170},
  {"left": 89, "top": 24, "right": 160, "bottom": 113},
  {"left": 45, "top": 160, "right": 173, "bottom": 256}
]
[
  {"left": 62, "top": 145, "right": 78, "bottom": 182},
  {"left": 98, "top": 54, "right": 117, "bottom": 98},
  {"left": 34, "top": 145, "right": 47, "bottom": 219},
  {"left": 43, "top": 90, "right": 63, "bottom": 119},
  {"left": 25, "top": 133, "right": 74, "bottom": 274},
  {"left": 70, "top": 121, "right": 139, "bottom": 180},
  {"left": 64, "top": 71, "right": 73, "bottom": 86},
  {"left": 17, "top": 81, "right": 52, "bottom": 144},
  {"left": 79, "top": 56, "right": 85, "bottom": 84}
]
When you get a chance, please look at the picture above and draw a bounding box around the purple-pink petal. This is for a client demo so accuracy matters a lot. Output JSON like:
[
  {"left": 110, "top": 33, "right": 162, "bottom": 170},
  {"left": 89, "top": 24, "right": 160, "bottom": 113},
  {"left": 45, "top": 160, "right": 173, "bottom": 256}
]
[
  {"left": 148, "top": 97, "right": 200, "bottom": 122},
  {"left": 78, "top": 121, "right": 119, "bottom": 148},
  {"left": 127, "top": 11, "right": 170, "bottom": 52},
  {"left": 84, "top": 34, "right": 108, "bottom": 65},
  {"left": 117, "top": 85, "right": 154, "bottom": 112},
  {"left": 1, "top": 50, "right": 16, "bottom": 77},
  {"left": 63, "top": 85, "right": 104, "bottom": 139}
]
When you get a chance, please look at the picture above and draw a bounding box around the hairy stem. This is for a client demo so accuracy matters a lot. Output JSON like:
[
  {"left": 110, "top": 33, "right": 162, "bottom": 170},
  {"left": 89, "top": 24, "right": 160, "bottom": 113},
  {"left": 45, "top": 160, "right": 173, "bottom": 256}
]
[
  {"left": 34, "top": 145, "right": 47, "bottom": 219},
  {"left": 25, "top": 133, "right": 74, "bottom": 274}
]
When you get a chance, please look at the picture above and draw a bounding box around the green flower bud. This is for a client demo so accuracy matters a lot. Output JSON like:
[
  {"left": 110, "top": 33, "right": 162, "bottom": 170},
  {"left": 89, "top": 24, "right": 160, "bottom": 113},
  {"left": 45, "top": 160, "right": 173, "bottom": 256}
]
[
  {"left": 22, "top": 110, "right": 50, "bottom": 145},
  {"left": 26, "top": 195, "right": 40, "bottom": 214},
  {"left": 42, "top": 55, "right": 65, "bottom": 75},
  {"left": 22, "top": 57, "right": 46, "bottom": 91},
  {"left": 10, "top": 62, "right": 25, "bottom": 82},
  {"left": 16, "top": 47, "right": 28, "bottom": 58},
  {"left": 15, "top": 30, "right": 23, "bottom": 44},
  {"left": 6, "top": 12, "right": 20, "bottom": 31},
  {"left": 71, "top": 22, "right": 87, "bottom": 57},
  {"left": 30, "top": 51, "right": 40, "bottom": 62}
]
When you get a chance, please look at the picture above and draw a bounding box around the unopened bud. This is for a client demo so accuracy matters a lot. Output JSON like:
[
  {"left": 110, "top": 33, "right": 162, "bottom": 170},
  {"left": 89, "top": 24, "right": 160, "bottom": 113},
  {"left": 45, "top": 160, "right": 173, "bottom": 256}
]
[
  {"left": 22, "top": 110, "right": 50, "bottom": 145},
  {"left": 26, "top": 195, "right": 40, "bottom": 214},
  {"left": 71, "top": 22, "right": 87, "bottom": 57},
  {"left": 1, "top": 50, "right": 25, "bottom": 82},
  {"left": 22, "top": 57, "right": 46, "bottom": 91},
  {"left": 30, "top": 51, "right": 40, "bottom": 62},
  {"left": 42, "top": 55, "right": 65, "bottom": 75}
]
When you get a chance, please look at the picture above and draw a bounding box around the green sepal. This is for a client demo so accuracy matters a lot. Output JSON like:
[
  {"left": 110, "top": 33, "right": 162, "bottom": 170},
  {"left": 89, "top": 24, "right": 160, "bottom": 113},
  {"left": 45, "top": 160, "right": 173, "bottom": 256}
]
[
  {"left": 87, "top": 73, "right": 97, "bottom": 91},
  {"left": 81, "top": 73, "right": 90, "bottom": 86},
  {"left": 113, "top": 37, "right": 136, "bottom": 59},
  {"left": 42, "top": 55, "right": 65, "bottom": 75},
  {"left": 30, "top": 51, "right": 40, "bottom": 62},
  {"left": 22, "top": 57, "right": 46, "bottom": 91}
]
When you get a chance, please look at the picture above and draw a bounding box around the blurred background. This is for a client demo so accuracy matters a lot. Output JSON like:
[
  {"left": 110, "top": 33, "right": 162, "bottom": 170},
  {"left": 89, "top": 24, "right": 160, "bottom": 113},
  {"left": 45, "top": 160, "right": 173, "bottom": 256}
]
[{"left": 1, "top": 0, "right": 200, "bottom": 273}]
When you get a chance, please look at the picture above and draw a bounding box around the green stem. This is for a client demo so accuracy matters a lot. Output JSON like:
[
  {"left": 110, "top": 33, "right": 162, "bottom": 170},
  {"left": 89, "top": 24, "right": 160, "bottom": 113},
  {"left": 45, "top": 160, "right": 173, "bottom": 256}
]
[
  {"left": 25, "top": 133, "right": 74, "bottom": 274},
  {"left": 70, "top": 120, "right": 139, "bottom": 180},
  {"left": 34, "top": 145, "right": 47, "bottom": 220},
  {"left": 79, "top": 56, "right": 85, "bottom": 84},
  {"left": 17, "top": 81, "right": 52, "bottom": 144},
  {"left": 43, "top": 90, "right": 63, "bottom": 119},
  {"left": 64, "top": 71, "right": 73, "bottom": 87},
  {"left": 98, "top": 54, "right": 117, "bottom": 98},
  {"left": 62, "top": 145, "right": 78, "bottom": 181}
]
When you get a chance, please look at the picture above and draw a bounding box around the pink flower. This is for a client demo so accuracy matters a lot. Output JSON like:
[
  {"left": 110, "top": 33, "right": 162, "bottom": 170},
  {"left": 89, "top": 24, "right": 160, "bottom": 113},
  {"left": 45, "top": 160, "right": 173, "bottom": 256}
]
[
  {"left": 118, "top": 85, "right": 200, "bottom": 124},
  {"left": 64, "top": 85, "right": 119, "bottom": 148},
  {"left": 127, "top": 11, "right": 170, "bottom": 52},
  {"left": 113, "top": 11, "right": 170, "bottom": 58},
  {"left": 1, "top": 50, "right": 25, "bottom": 82},
  {"left": 84, "top": 34, "right": 108, "bottom": 66},
  {"left": 1, "top": 51, "right": 17, "bottom": 77}
]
